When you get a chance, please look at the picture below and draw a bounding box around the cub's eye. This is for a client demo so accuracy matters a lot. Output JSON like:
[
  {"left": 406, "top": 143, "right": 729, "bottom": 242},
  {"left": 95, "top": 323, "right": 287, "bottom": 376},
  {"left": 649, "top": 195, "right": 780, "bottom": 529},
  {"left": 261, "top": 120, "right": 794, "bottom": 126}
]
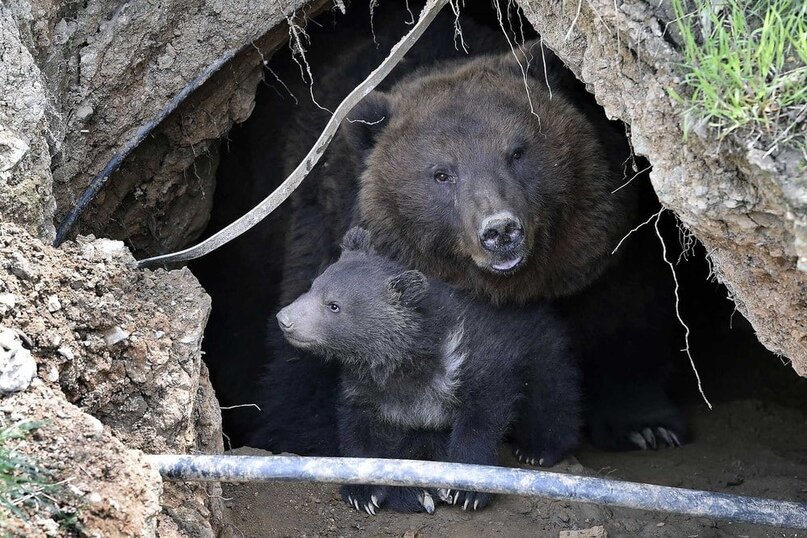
[
  {"left": 433, "top": 171, "right": 452, "bottom": 183},
  {"left": 511, "top": 149, "right": 524, "bottom": 161},
  {"left": 327, "top": 302, "right": 340, "bottom": 313}
]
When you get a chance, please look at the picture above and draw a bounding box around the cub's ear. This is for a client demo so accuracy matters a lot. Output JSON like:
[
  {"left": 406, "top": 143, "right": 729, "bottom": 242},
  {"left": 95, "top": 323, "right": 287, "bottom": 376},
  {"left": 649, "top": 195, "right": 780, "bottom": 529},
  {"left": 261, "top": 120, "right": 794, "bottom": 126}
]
[
  {"left": 341, "top": 91, "right": 391, "bottom": 160},
  {"left": 386, "top": 270, "right": 428, "bottom": 307},
  {"left": 340, "top": 227, "right": 374, "bottom": 254}
]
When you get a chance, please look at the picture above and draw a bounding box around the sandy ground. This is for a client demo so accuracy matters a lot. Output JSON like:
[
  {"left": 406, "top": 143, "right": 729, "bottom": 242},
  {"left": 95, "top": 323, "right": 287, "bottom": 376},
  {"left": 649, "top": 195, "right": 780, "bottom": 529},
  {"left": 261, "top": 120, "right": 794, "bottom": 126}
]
[
  {"left": 217, "top": 297, "right": 806, "bottom": 538},
  {"left": 219, "top": 395, "right": 807, "bottom": 538}
]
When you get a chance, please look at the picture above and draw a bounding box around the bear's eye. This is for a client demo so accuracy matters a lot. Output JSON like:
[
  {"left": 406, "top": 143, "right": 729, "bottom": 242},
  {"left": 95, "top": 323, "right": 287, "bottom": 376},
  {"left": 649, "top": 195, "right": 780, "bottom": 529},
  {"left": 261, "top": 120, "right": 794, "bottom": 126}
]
[
  {"left": 433, "top": 171, "right": 452, "bottom": 184},
  {"left": 511, "top": 149, "right": 524, "bottom": 161},
  {"left": 327, "top": 302, "right": 340, "bottom": 313}
]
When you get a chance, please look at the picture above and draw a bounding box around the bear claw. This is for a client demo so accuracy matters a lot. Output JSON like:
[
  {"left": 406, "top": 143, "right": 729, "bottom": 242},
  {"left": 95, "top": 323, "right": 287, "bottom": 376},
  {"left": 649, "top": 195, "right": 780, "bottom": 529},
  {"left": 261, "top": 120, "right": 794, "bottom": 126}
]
[
  {"left": 629, "top": 427, "right": 683, "bottom": 450},
  {"left": 439, "top": 488, "right": 488, "bottom": 510},
  {"left": 641, "top": 427, "right": 657, "bottom": 449},
  {"left": 657, "top": 426, "right": 682, "bottom": 447},
  {"left": 438, "top": 488, "right": 453, "bottom": 503},
  {"left": 419, "top": 491, "right": 435, "bottom": 514},
  {"left": 514, "top": 448, "right": 547, "bottom": 467}
]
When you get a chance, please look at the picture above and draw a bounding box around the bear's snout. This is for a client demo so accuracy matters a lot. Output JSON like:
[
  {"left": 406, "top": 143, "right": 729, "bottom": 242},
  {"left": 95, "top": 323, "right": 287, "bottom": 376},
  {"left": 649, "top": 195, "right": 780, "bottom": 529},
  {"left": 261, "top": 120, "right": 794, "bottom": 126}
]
[
  {"left": 478, "top": 212, "right": 524, "bottom": 252},
  {"left": 276, "top": 309, "right": 294, "bottom": 331}
]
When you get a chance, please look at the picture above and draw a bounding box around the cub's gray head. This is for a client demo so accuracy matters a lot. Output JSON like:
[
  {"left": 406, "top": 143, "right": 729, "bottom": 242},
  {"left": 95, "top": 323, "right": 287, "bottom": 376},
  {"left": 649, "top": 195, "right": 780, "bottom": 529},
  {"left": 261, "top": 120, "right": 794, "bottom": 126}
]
[{"left": 277, "top": 227, "right": 428, "bottom": 374}]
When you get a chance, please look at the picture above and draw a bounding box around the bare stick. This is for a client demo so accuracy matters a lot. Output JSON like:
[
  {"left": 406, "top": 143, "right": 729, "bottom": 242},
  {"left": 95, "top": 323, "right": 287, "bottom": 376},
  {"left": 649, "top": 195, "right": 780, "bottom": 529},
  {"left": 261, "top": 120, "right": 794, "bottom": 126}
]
[
  {"left": 653, "top": 210, "right": 712, "bottom": 409},
  {"left": 137, "top": 0, "right": 449, "bottom": 269}
]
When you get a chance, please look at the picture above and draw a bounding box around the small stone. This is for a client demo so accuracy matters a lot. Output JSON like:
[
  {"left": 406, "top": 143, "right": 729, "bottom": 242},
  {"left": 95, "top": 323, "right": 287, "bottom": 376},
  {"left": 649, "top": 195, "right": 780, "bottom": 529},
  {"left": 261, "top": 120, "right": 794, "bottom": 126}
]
[
  {"left": 0, "top": 328, "right": 19, "bottom": 350},
  {"left": 103, "top": 326, "right": 130, "bottom": 347},
  {"left": 74, "top": 104, "right": 94, "bottom": 121},
  {"left": 87, "top": 491, "right": 102, "bottom": 504},
  {"left": 84, "top": 414, "right": 104, "bottom": 437},
  {"left": 57, "top": 347, "right": 74, "bottom": 360},
  {"left": 80, "top": 238, "right": 132, "bottom": 262},
  {"left": 46, "top": 295, "right": 61, "bottom": 313},
  {"left": 0, "top": 293, "right": 17, "bottom": 316},
  {"left": 8, "top": 252, "right": 33, "bottom": 280},
  {"left": 0, "top": 343, "right": 36, "bottom": 395},
  {"left": 44, "top": 364, "right": 59, "bottom": 383},
  {"left": 559, "top": 526, "right": 607, "bottom": 538},
  {"left": 0, "top": 129, "right": 30, "bottom": 180}
]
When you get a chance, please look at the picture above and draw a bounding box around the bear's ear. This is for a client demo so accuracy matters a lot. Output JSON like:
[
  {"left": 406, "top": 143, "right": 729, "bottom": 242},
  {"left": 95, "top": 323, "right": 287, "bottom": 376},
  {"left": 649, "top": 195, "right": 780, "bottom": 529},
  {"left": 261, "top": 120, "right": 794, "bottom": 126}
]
[
  {"left": 340, "top": 227, "right": 374, "bottom": 254},
  {"left": 386, "top": 270, "right": 428, "bottom": 307},
  {"left": 341, "top": 91, "right": 391, "bottom": 160}
]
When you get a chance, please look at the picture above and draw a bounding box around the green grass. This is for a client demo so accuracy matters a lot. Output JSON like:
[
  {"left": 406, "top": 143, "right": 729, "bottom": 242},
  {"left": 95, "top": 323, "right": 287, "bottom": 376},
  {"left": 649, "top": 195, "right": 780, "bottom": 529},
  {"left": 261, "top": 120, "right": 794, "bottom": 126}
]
[
  {"left": 669, "top": 0, "right": 807, "bottom": 149},
  {"left": 0, "top": 421, "right": 81, "bottom": 534}
]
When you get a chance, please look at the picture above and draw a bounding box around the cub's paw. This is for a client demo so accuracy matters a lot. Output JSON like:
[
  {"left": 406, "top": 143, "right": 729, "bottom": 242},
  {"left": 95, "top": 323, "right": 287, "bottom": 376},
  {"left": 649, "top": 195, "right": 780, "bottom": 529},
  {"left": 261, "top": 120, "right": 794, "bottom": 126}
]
[
  {"left": 513, "top": 446, "right": 565, "bottom": 468},
  {"left": 340, "top": 484, "right": 385, "bottom": 515},
  {"left": 386, "top": 487, "right": 436, "bottom": 514},
  {"left": 342, "top": 485, "right": 436, "bottom": 514},
  {"left": 626, "top": 426, "right": 684, "bottom": 451},
  {"left": 437, "top": 488, "right": 491, "bottom": 511}
]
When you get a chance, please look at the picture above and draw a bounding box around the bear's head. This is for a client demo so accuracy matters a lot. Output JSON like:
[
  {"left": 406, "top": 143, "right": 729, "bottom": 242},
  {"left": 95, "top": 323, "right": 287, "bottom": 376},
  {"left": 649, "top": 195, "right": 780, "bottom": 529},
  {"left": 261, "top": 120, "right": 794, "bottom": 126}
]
[
  {"left": 276, "top": 227, "right": 429, "bottom": 379},
  {"left": 344, "top": 44, "right": 634, "bottom": 303}
]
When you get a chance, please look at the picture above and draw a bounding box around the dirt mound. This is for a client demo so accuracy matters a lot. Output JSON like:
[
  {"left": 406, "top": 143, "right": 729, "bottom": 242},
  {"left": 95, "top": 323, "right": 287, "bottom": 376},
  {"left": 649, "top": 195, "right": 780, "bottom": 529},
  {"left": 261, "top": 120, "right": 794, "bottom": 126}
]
[
  {"left": 0, "top": 382, "right": 162, "bottom": 537},
  {"left": 0, "top": 222, "right": 222, "bottom": 535}
]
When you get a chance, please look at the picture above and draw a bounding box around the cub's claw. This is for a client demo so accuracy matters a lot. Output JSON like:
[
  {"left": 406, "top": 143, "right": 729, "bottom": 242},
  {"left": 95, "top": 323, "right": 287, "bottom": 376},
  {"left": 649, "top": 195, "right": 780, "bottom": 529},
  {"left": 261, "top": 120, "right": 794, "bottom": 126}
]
[
  {"left": 342, "top": 485, "right": 385, "bottom": 514},
  {"left": 441, "top": 489, "right": 490, "bottom": 511},
  {"left": 419, "top": 490, "right": 435, "bottom": 514},
  {"left": 514, "top": 447, "right": 550, "bottom": 467},
  {"left": 438, "top": 488, "right": 453, "bottom": 503}
]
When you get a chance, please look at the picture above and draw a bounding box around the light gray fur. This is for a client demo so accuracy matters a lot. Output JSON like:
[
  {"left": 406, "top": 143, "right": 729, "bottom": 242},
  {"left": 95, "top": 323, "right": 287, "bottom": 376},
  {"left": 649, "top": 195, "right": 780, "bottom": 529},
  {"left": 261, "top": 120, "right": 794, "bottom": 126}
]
[{"left": 374, "top": 320, "right": 467, "bottom": 429}]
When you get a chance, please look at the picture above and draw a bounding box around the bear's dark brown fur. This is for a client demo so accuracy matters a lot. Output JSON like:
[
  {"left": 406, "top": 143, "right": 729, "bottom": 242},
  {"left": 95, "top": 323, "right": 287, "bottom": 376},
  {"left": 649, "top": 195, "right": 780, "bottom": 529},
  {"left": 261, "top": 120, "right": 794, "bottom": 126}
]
[{"left": 351, "top": 51, "right": 637, "bottom": 304}]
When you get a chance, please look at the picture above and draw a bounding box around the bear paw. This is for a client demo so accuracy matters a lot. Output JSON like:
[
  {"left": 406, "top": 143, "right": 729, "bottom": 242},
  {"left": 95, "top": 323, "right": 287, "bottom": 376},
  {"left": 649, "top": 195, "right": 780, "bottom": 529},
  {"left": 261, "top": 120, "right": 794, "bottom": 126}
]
[
  {"left": 341, "top": 485, "right": 436, "bottom": 514},
  {"left": 341, "top": 485, "right": 383, "bottom": 515},
  {"left": 437, "top": 488, "right": 491, "bottom": 511},
  {"left": 513, "top": 446, "right": 564, "bottom": 468},
  {"left": 627, "top": 426, "right": 683, "bottom": 451}
]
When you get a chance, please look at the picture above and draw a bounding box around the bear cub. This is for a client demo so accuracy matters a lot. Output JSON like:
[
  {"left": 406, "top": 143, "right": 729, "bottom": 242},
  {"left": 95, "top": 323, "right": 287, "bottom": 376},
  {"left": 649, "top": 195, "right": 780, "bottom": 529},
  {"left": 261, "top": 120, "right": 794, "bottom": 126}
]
[{"left": 276, "top": 227, "right": 581, "bottom": 514}]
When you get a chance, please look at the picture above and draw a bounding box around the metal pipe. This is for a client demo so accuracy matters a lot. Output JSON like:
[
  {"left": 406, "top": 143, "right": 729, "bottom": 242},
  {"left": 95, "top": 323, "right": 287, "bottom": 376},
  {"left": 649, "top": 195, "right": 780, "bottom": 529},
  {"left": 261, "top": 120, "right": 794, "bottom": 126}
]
[{"left": 148, "top": 454, "right": 807, "bottom": 529}]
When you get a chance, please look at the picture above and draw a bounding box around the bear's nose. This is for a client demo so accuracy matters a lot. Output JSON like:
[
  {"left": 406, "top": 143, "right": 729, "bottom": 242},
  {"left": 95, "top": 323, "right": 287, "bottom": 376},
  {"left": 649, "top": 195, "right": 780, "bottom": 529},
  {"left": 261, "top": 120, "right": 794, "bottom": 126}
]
[
  {"left": 276, "top": 309, "right": 294, "bottom": 331},
  {"left": 479, "top": 213, "right": 524, "bottom": 252}
]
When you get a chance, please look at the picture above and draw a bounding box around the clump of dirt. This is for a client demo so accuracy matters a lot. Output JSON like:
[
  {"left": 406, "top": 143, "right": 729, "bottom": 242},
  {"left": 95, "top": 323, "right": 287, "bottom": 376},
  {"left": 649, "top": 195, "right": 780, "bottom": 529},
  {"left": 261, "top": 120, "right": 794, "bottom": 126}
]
[
  {"left": 0, "top": 222, "right": 223, "bottom": 535},
  {"left": 0, "top": 381, "right": 162, "bottom": 537}
]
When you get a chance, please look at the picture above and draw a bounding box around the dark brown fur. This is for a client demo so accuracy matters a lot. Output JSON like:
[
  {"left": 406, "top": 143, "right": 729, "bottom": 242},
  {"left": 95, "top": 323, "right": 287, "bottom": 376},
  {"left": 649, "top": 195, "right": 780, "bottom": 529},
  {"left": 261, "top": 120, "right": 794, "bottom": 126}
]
[{"left": 354, "top": 51, "right": 636, "bottom": 303}]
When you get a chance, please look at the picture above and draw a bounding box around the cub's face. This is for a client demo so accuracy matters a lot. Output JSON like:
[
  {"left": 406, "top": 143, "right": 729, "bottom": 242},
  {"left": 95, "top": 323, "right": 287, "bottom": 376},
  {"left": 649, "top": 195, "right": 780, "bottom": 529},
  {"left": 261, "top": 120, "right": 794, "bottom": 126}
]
[
  {"left": 347, "top": 53, "right": 593, "bottom": 283},
  {"left": 277, "top": 229, "right": 428, "bottom": 361}
]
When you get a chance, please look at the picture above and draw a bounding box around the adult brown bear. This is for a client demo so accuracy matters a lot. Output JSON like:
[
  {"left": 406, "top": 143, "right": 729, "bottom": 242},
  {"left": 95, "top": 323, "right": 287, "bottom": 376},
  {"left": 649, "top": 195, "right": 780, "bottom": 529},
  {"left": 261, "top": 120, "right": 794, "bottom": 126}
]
[{"left": 251, "top": 41, "right": 685, "bottom": 455}]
